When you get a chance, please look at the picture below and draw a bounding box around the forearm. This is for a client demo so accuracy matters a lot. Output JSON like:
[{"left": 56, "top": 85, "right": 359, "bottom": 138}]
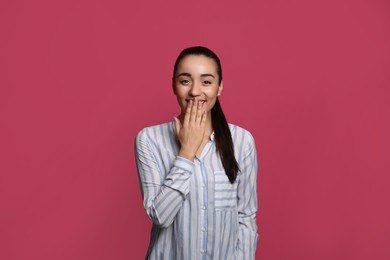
[
  {"left": 236, "top": 213, "right": 259, "bottom": 259},
  {"left": 137, "top": 155, "right": 194, "bottom": 228}
]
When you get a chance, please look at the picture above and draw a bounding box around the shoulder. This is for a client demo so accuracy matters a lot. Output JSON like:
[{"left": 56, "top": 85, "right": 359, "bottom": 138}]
[
  {"left": 227, "top": 122, "right": 255, "bottom": 146},
  {"left": 135, "top": 121, "right": 174, "bottom": 143}
]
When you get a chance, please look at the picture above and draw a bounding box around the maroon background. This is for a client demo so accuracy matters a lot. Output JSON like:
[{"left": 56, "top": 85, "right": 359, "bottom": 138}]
[{"left": 1, "top": 0, "right": 389, "bottom": 259}]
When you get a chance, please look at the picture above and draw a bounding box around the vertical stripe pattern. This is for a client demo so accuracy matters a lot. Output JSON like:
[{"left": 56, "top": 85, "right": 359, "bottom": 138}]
[{"left": 134, "top": 121, "right": 259, "bottom": 259}]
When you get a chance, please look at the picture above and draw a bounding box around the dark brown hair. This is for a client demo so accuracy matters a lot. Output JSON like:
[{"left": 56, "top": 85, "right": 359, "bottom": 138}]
[{"left": 172, "top": 46, "right": 240, "bottom": 183}]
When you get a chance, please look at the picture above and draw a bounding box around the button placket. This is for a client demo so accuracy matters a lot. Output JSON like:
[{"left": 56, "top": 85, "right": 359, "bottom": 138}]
[{"left": 195, "top": 160, "right": 207, "bottom": 259}]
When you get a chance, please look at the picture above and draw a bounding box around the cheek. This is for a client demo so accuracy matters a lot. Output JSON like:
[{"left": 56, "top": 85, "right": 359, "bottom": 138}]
[
  {"left": 205, "top": 99, "right": 217, "bottom": 111},
  {"left": 176, "top": 96, "right": 188, "bottom": 112},
  {"left": 204, "top": 91, "right": 218, "bottom": 109},
  {"left": 176, "top": 97, "right": 186, "bottom": 109},
  {"left": 175, "top": 88, "right": 187, "bottom": 99},
  {"left": 174, "top": 87, "right": 187, "bottom": 101}
]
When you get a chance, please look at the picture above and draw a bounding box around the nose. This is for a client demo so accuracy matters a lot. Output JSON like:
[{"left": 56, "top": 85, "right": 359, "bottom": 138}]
[{"left": 189, "top": 81, "right": 202, "bottom": 97}]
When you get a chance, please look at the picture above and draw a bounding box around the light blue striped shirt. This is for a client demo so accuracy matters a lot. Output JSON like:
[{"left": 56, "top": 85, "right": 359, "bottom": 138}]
[{"left": 135, "top": 121, "right": 259, "bottom": 259}]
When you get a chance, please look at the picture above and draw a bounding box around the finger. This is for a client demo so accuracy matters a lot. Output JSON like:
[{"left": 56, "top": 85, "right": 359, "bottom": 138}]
[
  {"left": 184, "top": 100, "right": 192, "bottom": 126},
  {"left": 196, "top": 100, "right": 203, "bottom": 124},
  {"left": 200, "top": 109, "right": 207, "bottom": 127},
  {"left": 190, "top": 99, "right": 197, "bottom": 122},
  {"left": 172, "top": 116, "right": 181, "bottom": 136}
]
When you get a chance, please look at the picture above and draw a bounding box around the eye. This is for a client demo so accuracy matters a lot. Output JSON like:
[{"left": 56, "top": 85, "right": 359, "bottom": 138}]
[
  {"left": 179, "top": 79, "right": 190, "bottom": 85},
  {"left": 203, "top": 80, "right": 212, "bottom": 85}
]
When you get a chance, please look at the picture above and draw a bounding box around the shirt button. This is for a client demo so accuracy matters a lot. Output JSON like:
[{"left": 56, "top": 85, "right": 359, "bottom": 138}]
[
  {"left": 201, "top": 227, "right": 205, "bottom": 232},
  {"left": 202, "top": 206, "right": 206, "bottom": 210},
  {"left": 200, "top": 249, "right": 204, "bottom": 253}
]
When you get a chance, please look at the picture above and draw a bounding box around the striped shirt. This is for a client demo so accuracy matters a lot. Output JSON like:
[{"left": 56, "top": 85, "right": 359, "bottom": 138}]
[{"left": 134, "top": 121, "right": 259, "bottom": 260}]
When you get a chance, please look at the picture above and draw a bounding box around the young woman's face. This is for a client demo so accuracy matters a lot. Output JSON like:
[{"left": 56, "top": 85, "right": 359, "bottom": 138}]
[{"left": 173, "top": 55, "right": 223, "bottom": 116}]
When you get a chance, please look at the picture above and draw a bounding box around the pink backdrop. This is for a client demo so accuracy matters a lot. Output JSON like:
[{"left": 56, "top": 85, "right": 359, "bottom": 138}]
[{"left": 1, "top": 0, "right": 389, "bottom": 259}]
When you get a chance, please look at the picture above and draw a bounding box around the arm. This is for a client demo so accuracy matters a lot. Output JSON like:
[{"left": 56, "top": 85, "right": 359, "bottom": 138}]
[
  {"left": 135, "top": 100, "right": 207, "bottom": 228},
  {"left": 135, "top": 129, "right": 194, "bottom": 228},
  {"left": 236, "top": 132, "right": 259, "bottom": 259}
]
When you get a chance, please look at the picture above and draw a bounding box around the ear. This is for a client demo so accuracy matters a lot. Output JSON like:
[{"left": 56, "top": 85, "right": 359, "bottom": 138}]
[{"left": 217, "top": 80, "right": 223, "bottom": 96}]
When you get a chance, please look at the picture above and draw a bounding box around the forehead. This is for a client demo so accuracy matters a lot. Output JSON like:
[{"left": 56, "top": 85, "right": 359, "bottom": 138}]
[{"left": 176, "top": 55, "right": 218, "bottom": 75}]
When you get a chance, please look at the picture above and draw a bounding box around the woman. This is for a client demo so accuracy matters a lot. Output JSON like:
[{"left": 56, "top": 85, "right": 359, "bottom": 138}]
[{"left": 135, "top": 46, "right": 259, "bottom": 259}]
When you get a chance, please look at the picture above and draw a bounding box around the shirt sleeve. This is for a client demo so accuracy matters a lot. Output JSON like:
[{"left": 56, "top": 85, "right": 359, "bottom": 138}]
[
  {"left": 134, "top": 128, "right": 194, "bottom": 228},
  {"left": 236, "top": 132, "right": 259, "bottom": 259}
]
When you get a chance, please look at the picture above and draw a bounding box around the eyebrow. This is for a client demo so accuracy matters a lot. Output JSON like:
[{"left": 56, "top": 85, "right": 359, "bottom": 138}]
[{"left": 176, "top": 72, "right": 215, "bottom": 78}]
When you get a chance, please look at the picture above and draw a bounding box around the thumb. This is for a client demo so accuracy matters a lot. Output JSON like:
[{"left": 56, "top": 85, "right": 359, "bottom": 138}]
[{"left": 172, "top": 116, "right": 181, "bottom": 136}]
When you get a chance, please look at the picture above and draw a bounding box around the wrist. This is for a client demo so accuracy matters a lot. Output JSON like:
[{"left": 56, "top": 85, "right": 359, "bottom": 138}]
[{"left": 178, "top": 149, "right": 196, "bottom": 161}]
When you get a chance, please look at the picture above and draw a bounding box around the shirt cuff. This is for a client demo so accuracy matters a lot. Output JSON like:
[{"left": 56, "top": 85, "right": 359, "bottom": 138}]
[
  {"left": 174, "top": 156, "right": 195, "bottom": 173},
  {"left": 162, "top": 156, "right": 195, "bottom": 197}
]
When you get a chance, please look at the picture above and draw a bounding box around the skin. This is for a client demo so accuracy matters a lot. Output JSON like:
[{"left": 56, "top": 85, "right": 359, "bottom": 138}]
[{"left": 172, "top": 55, "right": 223, "bottom": 161}]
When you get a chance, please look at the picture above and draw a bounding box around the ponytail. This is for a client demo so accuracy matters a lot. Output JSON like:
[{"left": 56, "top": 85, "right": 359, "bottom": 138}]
[{"left": 211, "top": 98, "right": 240, "bottom": 183}]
